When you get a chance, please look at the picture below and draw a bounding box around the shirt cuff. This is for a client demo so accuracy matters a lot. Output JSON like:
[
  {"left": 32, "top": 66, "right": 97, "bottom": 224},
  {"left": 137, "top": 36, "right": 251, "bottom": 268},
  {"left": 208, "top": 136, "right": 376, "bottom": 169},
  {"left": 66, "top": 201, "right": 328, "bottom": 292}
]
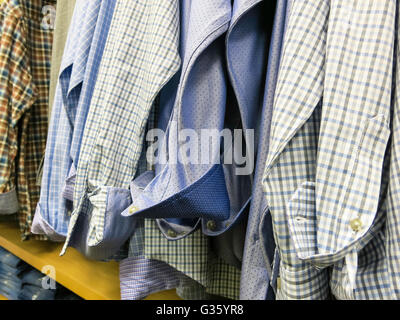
[
  {"left": 0, "top": 189, "right": 19, "bottom": 215},
  {"left": 31, "top": 204, "right": 67, "bottom": 242}
]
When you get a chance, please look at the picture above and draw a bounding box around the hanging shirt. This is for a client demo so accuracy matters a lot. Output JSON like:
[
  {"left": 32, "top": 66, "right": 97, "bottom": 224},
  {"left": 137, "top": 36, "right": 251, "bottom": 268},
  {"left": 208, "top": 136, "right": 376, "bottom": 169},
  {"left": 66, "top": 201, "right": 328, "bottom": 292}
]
[
  {"left": 0, "top": 0, "right": 35, "bottom": 216},
  {"left": 36, "top": 0, "right": 76, "bottom": 188},
  {"left": 240, "top": 0, "right": 292, "bottom": 300},
  {"left": 0, "top": 0, "right": 55, "bottom": 240},
  {"left": 47, "top": 0, "right": 76, "bottom": 117},
  {"left": 124, "top": 0, "right": 245, "bottom": 300},
  {"left": 60, "top": 0, "right": 207, "bottom": 300},
  {"left": 121, "top": 0, "right": 278, "bottom": 299},
  {"left": 32, "top": 0, "right": 116, "bottom": 240},
  {"left": 61, "top": 0, "right": 181, "bottom": 259},
  {"left": 262, "top": 0, "right": 396, "bottom": 299},
  {"left": 209, "top": 0, "right": 276, "bottom": 269},
  {"left": 118, "top": 100, "right": 211, "bottom": 300}
]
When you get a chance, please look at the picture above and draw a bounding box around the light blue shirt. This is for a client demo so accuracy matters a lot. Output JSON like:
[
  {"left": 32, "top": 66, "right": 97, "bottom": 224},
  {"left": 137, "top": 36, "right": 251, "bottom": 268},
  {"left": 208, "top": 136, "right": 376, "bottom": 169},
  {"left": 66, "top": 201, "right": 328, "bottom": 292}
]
[
  {"left": 121, "top": 0, "right": 244, "bottom": 299},
  {"left": 240, "top": 0, "right": 292, "bottom": 300},
  {"left": 122, "top": 0, "right": 272, "bottom": 240},
  {"left": 32, "top": 0, "right": 116, "bottom": 240}
]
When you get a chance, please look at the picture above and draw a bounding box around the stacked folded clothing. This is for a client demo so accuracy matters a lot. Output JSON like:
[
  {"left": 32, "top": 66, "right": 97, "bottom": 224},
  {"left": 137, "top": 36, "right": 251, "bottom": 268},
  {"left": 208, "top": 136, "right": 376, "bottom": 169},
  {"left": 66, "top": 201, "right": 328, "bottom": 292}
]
[
  {"left": 18, "top": 268, "right": 57, "bottom": 300},
  {"left": 0, "top": 247, "right": 82, "bottom": 300},
  {"left": 0, "top": 247, "right": 27, "bottom": 300}
]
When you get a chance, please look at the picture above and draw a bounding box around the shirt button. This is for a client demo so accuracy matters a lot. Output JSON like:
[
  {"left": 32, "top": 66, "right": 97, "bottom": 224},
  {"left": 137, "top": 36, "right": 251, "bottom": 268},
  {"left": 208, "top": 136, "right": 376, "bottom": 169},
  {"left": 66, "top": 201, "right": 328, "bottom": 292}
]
[
  {"left": 129, "top": 206, "right": 139, "bottom": 214},
  {"left": 167, "top": 229, "right": 177, "bottom": 238},
  {"left": 207, "top": 220, "right": 217, "bottom": 231},
  {"left": 350, "top": 218, "right": 363, "bottom": 232},
  {"left": 277, "top": 277, "right": 281, "bottom": 290}
]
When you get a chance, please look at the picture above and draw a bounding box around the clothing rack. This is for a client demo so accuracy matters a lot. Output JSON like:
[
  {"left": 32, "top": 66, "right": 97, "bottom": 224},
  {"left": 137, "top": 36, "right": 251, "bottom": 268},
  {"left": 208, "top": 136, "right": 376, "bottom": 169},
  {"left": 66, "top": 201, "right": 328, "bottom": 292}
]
[{"left": 0, "top": 221, "right": 180, "bottom": 300}]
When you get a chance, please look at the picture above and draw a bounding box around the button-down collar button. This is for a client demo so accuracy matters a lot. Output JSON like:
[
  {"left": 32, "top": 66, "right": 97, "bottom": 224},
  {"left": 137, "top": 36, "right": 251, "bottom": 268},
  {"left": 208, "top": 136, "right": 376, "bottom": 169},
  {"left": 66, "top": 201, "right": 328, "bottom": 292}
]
[
  {"left": 207, "top": 220, "right": 217, "bottom": 231},
  {"left": 167, "top": 229, "right": 177, "bottom": 238},
  {"left": 350, "top": 218, "right": 362, "bottom": 232},
  {"left": 129, "top": 206, "right": 139, "bottom": 214}
]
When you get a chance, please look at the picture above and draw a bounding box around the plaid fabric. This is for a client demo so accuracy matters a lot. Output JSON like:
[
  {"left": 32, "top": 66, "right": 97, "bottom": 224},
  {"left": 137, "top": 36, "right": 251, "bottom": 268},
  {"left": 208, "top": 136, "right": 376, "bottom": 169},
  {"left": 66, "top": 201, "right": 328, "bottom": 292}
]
[
  {"left": 0, "top": 0, "right": 35, "bottom": 216},
  {"left": 383, "top": 3, "right": 400, "bottom": 299},
  {"left": 32, "top": 0, "right": 115, "bottom": 240},
  {"left": 0, "top": 0, "right": 54, "bottom": 240},
  {"left": 127, "top": 98, "right": 160, "bottom": 260},
  {"left": 262, "top": 0, "right": 397, "bottom": 299},
  {"left": 62, "top": 0, "right": 217, "bottom": 299},
  {"left": 36, "top": 0, "right": 76, "bottom": 187},
  {"left": 144, "top": 219, "right": 241, "bottom": 300},
  {"left": 62, "top": 0, "right": 181, "bottom": 252},
  {"left": 120, "top": 217, "right": 214, "bottom": 300},
  {"left": 17, "top": 0, "right": 55, "bottom": 240}
]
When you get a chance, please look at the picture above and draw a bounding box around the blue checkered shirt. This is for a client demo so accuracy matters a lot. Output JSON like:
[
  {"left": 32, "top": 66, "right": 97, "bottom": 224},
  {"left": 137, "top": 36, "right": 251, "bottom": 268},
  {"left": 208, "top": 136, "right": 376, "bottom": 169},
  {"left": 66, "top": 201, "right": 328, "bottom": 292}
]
[
  {"left": 262, "top": 0, "right": 399, "bottom": 300},
  {"left": 32, "top": 0, "right": 116, "bottom": 239}
]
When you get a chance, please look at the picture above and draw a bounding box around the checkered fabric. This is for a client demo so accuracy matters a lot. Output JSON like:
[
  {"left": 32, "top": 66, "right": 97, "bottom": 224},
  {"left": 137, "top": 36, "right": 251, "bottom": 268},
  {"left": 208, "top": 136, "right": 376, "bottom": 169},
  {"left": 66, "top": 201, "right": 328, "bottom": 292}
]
[
  {"left": 0, "top": 0, "right": 35, "bottom": 216},
  {"left": 0, "top": 0, "right": 54, "bottom": 240},
  {"left": 262, "top": 0, "right": 397, "bottom": 299},
  {"left": 32, "top": 0, "right": 115, "bottom": 241},
  {"left": 382, "top": 2, "right": 400, "bottom": 299},
  {"left": 36, "top": 0, "right": 76, "bottom": 188},
  {"left": 62, "top": 0, "right": 181, "bottom": 252},
  {"left": 144, "top": 219, "right": 241, "bottom": 300},
  {"left": 120, "top": 216, "right": 216, "bottom": 300},
  {"left": 17, "top": 0, "right": 55, "bottom": 240}
]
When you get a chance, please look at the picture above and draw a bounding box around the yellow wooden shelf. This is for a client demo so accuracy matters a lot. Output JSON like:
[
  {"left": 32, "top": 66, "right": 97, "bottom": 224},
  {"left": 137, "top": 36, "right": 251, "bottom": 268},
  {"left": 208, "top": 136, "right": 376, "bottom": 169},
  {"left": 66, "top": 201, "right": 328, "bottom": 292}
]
[
  {"left": 0, "top": 294, "right": 8, "bottom": 300},
  {"left": 0, "top": 221, "right": 180, "bottom": 300}
]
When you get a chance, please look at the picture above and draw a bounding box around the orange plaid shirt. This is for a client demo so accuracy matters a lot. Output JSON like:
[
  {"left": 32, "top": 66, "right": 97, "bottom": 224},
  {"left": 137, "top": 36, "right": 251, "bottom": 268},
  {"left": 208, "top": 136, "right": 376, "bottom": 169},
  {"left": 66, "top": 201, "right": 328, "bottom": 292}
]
[{"left": 0, "top": 0, "right": 55, "bottom": 240}]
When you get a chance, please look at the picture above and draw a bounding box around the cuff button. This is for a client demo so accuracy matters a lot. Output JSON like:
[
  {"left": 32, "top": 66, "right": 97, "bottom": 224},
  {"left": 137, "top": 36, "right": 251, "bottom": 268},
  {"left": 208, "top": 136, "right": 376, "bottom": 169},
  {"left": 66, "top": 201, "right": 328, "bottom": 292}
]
[
  {"left": 350, "top": 218, "right": 362, "bottom": 232},
  {"left": 167, "top": 229, "right": 177, "bottom": 238}
]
